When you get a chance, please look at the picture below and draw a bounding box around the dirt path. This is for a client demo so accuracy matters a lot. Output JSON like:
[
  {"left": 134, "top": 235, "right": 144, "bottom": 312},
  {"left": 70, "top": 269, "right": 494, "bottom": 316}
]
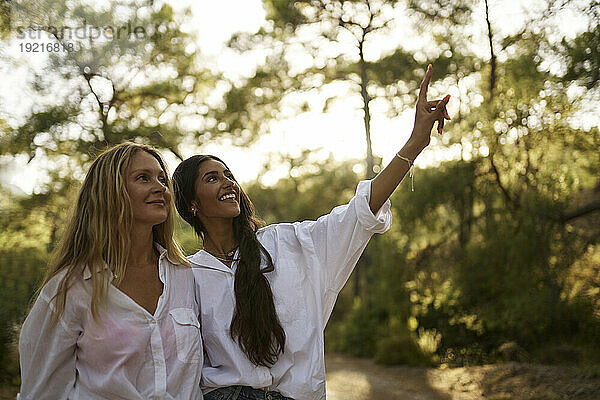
[
  {"left": 3, "top": 354, "right": 599, "bottom": 399},
  {"left": 326, "top": 353, "right": 457, "bottom": 400},
  {"left": 325, "top": 353, "right": 600, "bottom": 400}
]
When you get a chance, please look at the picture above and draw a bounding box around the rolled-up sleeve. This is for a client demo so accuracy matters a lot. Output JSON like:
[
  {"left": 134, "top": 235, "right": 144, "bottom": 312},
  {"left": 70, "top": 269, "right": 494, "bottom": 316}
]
[
  {"left": 353, "top": 180, "right": 392, "bottom": 232},
  {"left": 292, "top": 180, "right": 392, "bottom": 324},
  {"left": 19, "top": 294, "right": 79, "bottom": 400}
]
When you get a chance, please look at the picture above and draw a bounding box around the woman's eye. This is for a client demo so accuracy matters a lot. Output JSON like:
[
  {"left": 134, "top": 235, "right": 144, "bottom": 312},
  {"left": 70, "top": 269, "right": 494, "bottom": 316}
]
[
  {"left": 207, "top": 176, "right": 217, "bottom": 182},
  {"left": 137, "top": 175, "right": 149, "bottom": 182}
]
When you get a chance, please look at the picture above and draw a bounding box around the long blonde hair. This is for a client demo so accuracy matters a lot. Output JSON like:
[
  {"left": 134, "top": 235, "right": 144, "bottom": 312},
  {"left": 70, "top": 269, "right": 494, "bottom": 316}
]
[{"left": 40, "top": 142, "right": 188, "bottom": 321}]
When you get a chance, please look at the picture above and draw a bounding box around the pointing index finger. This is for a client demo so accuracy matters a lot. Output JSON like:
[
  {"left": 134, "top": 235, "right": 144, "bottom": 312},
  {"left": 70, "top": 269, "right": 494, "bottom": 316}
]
[{"left": 419, "top": 64, "right": 433, "bottom": 103}]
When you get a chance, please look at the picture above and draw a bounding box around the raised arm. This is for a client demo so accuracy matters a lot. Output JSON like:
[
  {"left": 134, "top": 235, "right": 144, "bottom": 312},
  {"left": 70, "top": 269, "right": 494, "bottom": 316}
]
[{"left": 369, "top": 64, "right": 451, "bottom": 213}]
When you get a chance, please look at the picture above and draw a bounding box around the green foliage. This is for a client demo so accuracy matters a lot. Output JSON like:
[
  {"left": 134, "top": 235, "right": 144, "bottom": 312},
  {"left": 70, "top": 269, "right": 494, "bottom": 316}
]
[
  {"left": 345, "top": 26, "right": 600, "bottom": 359},
  {"left": 0, "top": 0, "right": 10, "bottom": 38},
  {"left": 0, "top": 190, "right": 51, "bottom": 383},
  {"left": 562, "top": 22, "right": 600, "bottom": 89},
  {"left": 332, "top": 297, "right": 382, "bottom": 357},
  {"left": 407, "top": 0, "right": 474, "bottom": 26},
  {"left": 2, "top": 0, "right": 218, "bottom": 168},
  {"left": 174, "top": 217, "right": 202, "bottom": 256},
  {"left": 0, "top": 247, "right": 46, "bottom": 383},
  {"left": 375, "top": 335, "right": 432, "bottom": 366},
  {"left": 246, "top": 153, "right": 359, "bottom": 224}
]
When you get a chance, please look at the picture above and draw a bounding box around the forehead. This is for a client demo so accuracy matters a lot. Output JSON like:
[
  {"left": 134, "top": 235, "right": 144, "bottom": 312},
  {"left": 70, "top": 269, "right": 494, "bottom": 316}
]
[
  {"left": 197, "top": 158, "right": 229, "bottom": 175},
  {"left": 127, "top": 150, "right": 164, "bottom": 172}
]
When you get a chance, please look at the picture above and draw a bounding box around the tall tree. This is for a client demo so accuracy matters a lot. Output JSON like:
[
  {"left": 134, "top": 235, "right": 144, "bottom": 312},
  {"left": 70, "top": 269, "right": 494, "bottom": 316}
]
[
  {"left": 217, "top": 0, "right": 478, "bottom": 297},
  {"left": 1, "top": 0, "right": 219, "bottom": 166},
  {"left": 219, "top": 0, "right": 453, "bottom": 178},
  {"left": 393, "top": 0, "right": 600, "bottom": 361}
]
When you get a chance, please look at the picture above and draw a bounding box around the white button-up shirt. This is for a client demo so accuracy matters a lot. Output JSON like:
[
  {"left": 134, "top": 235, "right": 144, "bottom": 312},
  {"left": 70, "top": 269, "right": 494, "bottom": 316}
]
[
  {"left": 19, "top": 245, "right": 203, "bottom": 400},
  {"left": 190, "top": 180, "right": 392, "bottom": 400}
]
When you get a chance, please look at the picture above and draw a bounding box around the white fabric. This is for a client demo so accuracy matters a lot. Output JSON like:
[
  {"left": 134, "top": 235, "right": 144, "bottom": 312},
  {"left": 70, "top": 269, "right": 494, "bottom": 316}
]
[
  {"left": 18, "top": 244, "right": 203, "bottom": 400},
  {"left": 190, "top": 180, "right": 392, "bottom": 400}
]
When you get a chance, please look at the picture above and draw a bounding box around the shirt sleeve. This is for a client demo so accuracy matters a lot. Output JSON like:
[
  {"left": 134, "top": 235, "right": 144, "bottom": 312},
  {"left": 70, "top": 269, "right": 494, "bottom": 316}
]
[
  {"left": 19, "top": 291, "right": 80, "bottom": 400},
  {"left": 291, "top": 179, "right": 392, "bottom": 324}
]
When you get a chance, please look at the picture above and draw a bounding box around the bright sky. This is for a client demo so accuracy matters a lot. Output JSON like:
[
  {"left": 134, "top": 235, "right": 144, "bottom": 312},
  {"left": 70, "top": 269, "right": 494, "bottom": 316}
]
[
  {"left": 0, "top": 0, "right": 595, "bottom": 194},
  {"left": 168, "top": 0, "right": 418, "bottom": 186}
]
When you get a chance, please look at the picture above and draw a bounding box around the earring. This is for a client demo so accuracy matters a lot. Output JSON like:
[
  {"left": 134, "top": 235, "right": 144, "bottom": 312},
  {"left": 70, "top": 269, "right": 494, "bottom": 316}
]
[{"left": 191, "top": 208, "right": 196, "bottom": 216}]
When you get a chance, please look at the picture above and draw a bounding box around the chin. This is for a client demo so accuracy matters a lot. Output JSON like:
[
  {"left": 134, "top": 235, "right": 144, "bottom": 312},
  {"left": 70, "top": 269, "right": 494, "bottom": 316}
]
[
  {"left": 221, "top": 212, "right": 240, "bottom": 219},
  {"left": 222, "top": 211, "right": 241, "bottom": 220},
  {"left": 148, "top": 214, "right": 169, "bottom": 227},
  {"left": 156, "top": 216, "right": 169, "bottom": 225},
  {"left": 221, "top": 203, "right": 241, "bottom": 218}
]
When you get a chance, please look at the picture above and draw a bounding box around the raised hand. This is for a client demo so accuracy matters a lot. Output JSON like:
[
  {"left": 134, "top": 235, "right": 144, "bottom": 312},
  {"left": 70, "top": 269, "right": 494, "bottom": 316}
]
[
  {"left": 369, "top": 64, "right": 452, "bottom": 211},
  {"left": 409, "top": 64, "right": 451, "bottom": 152}
]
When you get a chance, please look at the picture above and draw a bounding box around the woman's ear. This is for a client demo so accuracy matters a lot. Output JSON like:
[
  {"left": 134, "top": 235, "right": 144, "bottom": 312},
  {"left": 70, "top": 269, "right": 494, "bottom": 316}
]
[{"left": 189, "top": 200, "right": 198, "bottom": 215}]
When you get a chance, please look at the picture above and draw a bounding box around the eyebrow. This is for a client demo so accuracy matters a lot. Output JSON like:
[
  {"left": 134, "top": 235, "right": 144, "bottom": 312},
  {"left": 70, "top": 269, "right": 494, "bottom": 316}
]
[
  {"left": 130, "top": 168, "right": 165, "bottom": 176},
  {"left": 202, "top": 169, "right": 232, "bottom": 179}
]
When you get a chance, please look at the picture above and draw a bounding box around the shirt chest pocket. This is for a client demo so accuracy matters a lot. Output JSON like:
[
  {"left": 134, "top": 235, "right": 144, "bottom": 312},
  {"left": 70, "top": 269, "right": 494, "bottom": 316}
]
[{"left": 169, "top": 308, "right": 202, "bottom": 364}]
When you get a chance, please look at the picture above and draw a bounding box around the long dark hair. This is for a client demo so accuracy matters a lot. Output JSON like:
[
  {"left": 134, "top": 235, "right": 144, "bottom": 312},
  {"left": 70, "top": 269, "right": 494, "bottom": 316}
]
[{"left": 172, "top": 155, "right": 285, "bottom": 366}]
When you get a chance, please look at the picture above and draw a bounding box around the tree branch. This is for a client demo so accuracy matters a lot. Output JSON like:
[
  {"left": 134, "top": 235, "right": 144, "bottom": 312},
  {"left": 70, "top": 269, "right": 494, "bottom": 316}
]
[
  {"left": 562, "top": 200, "right": 600, "bottom": 222},
  {"left": 338, "top": 19, "right": 363, "bottom": 42},
  {"left": 489, "top": 155, "right": 519, "bottom": 208},
  {"left": 149, "top": 131, "right": 184, "bottom": 161},
  {"left": 82, "top": 71, "right": 109, "bottom": 133}
]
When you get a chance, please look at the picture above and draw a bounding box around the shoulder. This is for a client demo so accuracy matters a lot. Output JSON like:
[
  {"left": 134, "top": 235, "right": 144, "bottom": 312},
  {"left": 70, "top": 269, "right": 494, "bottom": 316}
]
[
  {"left": 257, "top": 223, "right": 277, "bottom": 239},
  {"left": 164, "top": 258, "right": 195, "bottom": 285},
  {"left": 32, "top": 267, "right": 91, "bottom": 322},
  {"left": 255, "top": 223, "right": 314, "bottom": 259},
  {"left": 38, "top": 267, "right": 88, "bottom": 301},
  {"left": 257, "top": 223, "right": 303, "bottom": 245},
  {"left": 165, "top": 257, "right": 191, "bottom": 271}
]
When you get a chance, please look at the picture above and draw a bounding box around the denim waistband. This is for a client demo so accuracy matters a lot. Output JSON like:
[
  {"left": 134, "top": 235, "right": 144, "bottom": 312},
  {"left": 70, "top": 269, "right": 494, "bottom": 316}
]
[{"left": 204, "top": 385, "right": 294, "bottom": 400}]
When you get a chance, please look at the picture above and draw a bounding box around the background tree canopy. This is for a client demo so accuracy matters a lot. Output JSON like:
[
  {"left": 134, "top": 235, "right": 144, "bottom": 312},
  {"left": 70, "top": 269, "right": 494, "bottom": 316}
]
[{"left": 1, "top": 0, "right": 599, "bottom": 390}]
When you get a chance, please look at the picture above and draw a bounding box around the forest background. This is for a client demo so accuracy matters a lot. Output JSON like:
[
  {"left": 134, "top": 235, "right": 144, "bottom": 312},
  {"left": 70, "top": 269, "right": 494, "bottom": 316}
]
[{"left": 0, "top": 0, "right": 599, "bottom": 393}]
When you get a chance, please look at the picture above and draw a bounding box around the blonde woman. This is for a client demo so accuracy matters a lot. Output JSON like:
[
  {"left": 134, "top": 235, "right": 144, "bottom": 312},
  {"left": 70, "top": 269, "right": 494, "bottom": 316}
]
[{"left": 19, "top": 143, "right": 202, "bottom": 400}]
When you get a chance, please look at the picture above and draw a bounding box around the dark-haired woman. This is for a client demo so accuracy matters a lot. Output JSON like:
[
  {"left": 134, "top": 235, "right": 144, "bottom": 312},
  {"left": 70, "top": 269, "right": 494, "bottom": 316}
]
[{"left": 173, "top": 65, "right": 450, "bottom": 400}]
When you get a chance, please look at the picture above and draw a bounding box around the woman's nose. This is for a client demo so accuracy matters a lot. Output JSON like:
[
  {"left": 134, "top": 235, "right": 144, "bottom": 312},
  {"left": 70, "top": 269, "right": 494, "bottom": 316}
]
[{"left": 153, "top": 179, "right": 167, "bottom": 192}]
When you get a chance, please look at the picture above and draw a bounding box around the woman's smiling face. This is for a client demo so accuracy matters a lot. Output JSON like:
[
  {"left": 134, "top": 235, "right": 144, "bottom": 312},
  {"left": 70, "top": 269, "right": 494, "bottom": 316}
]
[
  {"left": 125, "top": 150, "right": 170, "bottom": 228},
  {"left": 192, "top": 158, "right": 241, "bottom": 223}
]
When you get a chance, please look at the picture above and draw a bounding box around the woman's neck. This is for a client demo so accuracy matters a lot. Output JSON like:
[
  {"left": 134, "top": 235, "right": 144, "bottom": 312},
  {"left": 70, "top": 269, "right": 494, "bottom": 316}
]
[
  {"left": 128, "top": 224, "right": 157, "bottom": 268},
  {"left": 202, "top": 218, "right": 237, "bottom": 256}
]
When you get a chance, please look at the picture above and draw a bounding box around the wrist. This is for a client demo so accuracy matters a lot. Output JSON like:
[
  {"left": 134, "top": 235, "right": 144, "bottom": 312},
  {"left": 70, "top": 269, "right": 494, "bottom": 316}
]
[{"left": 398, "top": 140, "right": 423, "bottom": 162}]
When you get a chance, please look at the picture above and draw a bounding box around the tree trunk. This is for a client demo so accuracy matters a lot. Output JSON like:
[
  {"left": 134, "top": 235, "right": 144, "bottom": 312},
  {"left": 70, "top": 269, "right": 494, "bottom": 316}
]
[
  {"left": 353, "top": 38, "right": 376, "bottom": 298},
  {"left": 485, "top": 0, "right": 497, "bottom": 95},
  {"left": 359, "top": 39, "right": 374, "bottom": 179}
]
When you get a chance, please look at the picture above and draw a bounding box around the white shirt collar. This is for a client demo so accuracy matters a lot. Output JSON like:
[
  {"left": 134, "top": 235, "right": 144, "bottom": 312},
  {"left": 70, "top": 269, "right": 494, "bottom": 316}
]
[
  {"left": 154, "top": 242, "right": 172, "bottom": 262},
  {"left": 188, "top": 249, "right": 236, "bottom": 274},
  {"left": 82, "top": 264, "right": 111, "bottom": 281}
]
